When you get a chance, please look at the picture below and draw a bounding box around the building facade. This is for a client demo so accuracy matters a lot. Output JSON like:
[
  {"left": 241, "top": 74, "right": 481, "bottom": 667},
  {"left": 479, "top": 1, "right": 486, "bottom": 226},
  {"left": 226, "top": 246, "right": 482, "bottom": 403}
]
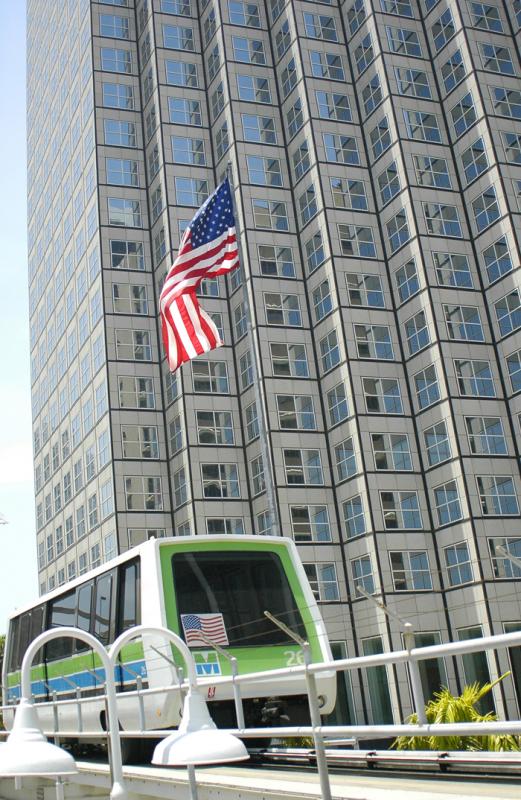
[{"left": 27, "top": 0, "right": 521, "bottom": 724}]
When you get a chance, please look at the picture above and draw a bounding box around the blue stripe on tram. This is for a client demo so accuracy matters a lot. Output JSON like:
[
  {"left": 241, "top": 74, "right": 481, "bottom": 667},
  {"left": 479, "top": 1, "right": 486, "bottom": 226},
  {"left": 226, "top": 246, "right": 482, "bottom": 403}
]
[{"left": 7, "top": 660, "right": 147, "bottom": 701}]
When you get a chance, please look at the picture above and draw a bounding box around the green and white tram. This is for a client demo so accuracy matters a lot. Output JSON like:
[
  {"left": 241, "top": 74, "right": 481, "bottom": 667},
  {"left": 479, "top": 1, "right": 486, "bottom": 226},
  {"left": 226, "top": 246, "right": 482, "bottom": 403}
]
[{"left": 3, "top": 535, "right": 335, "bottom": 739}]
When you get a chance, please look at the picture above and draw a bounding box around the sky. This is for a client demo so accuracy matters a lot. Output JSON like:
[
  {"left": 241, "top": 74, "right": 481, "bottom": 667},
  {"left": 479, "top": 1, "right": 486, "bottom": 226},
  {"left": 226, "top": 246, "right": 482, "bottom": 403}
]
[{"left": 0, "top": 2, "right": 38, "bottom": 631}]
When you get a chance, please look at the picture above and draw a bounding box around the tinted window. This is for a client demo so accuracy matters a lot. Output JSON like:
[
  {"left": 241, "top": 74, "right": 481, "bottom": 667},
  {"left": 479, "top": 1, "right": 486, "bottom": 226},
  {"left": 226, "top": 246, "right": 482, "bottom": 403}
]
[
  {"left": 172, "top": 550, "right": 306, "bottom": 646},
  {"left": 76, "top": 582, "right": 93, "bottom": 652},
  {"left": 94, "top": 573, "right": 113, "bottom": 646},
  {"left": 47, "top": 591, "right": 76, "bottom": 661},
  {"left": 118, "top": 559, "right": 140, "bottom": 634},
  {"left": 7, "top": 616, "right": 20, "bottom": 672}
]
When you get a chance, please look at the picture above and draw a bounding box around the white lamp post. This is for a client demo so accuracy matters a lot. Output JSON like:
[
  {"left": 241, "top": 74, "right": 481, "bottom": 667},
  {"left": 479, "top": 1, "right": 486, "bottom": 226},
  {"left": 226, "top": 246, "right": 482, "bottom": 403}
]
[{"left": 111, "top": 626, "right": 249, "bottom": 800}]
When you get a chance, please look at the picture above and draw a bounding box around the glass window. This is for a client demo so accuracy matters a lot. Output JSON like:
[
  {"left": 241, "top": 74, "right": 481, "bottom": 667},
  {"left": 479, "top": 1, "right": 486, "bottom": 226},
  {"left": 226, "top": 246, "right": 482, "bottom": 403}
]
[
  {"left": 283, "top": 449, "right": 324, "bottom": 485},
  {"left": 338, "top": 224, "right": 377, "bottom": 258},
  {"left": 174, "top": 550, "right": 306, "bottom": 643},
  {"left": 370, "top": 116, "right": 392, "bottom": 159},
  {"left": 386, "top": 25, "right": 422, "bottom": 56},
  {"left": 431, "top": 8, "right": 455, "bottom": 51},
  {"left": 335, "top": 436, "right": 357, "bottom": 479},
  {"left": 390, "top": 551, "right": 432, "bottom": 591},
  {"left": 162, "top": 24, "right": 194, "bottom": 50},
  {"left": 270, "top": 342, "right": 309, "bottom": 377},
  {"left": 507, "top": 349, "right": 521, "bottom": 393},
  {"left": 310, "top": 51, "right": 345, "bottom": 80},
  {"left": 386, "top": 208, "right": 410, "bottom": 252},
  {"left": 363, "top": 377, "right": 403, "bottom": 414},
  {"left": 482, "top": 236, "right": 512, "bottom": 284},
  {"left": 304, "top": 563, "right": 340, "bottom": 601},
  {"left": 441, "top": 49, "right": 465, "bottom": 93},
  {"left": 435, "top": 480, "right": 462, "bottom": 526},
  {"left": 424, "top": 420, "right": 451, "bottom": 466},
  {"left": 414, "top": 364, "right": 440, "bottom": 409},
  {"left": 479, "top": 43, "right": 514, "bottom": 75},
  {"left": 291, "top": 506, "right": 331, "bottom": 542},
  {"left": 477, "top": 475, "right": 519, "bottom": 515},
  {"left": 277, "top": 395, "right": 316, "bottom": 430},
  {"left": 455, "top": 358, "right": 495, "bottom": 397},
  {"left": 168, "top": 97, "right": 202, "bottom": 125},
  {"left": 490, "top": 86, "right": 521, "bottom": 119},
  {"left": 316, "top": 91, "right": 351, "bottom": 121},
  {"left": 196, "top": 411, "right": 234, "bottom": 445},
  {"left": 472, "top": 186, "right": 500, "bottom": 232},
  {"left": 371, "top": 432, "right": 412, "bottom": 471},
  {"left": 394, "top": 258, "right": 419, "bottom": 302},
  {"left": 323, "top": 133, "right": 359, "bottom": 165},
  {"left": 405, "top": 310, "right": 430, "bottom": 355},
  {"left": 495, "top": 291, "right": 521, "bottom": 337},
  {"left": 444, "top": 304, "right": 484, "bottom": 341},
  {"left": 381, "top": 491, "right": 422, "bottom": 529},
  {"left": 202, "top": 463, "right": 240, "bottom": 498},
  {"left": 394, "top": 67, "right": 431, "bottom": 99},
  {"left": 377, "top": 161, "right": 400, "bottom": 204},
  {"left": 351, "top": 555, "right": 375, "bottom": 594},
  {"left": 343, "top": 495, "right": 366, "bottom": 538},
  {"left": 445, "top": 543, "right": 473, "bottom": 585},
  {"left": 320, "top": 330, "right": 341, "bottom": 371},
  {"left": 423, "top": 202, "right": 462, "bottom": 236},
  {"left": 460, "top": 137, "right": 488, "bottom": 184},
  {"left": 346, "top": 274, "right": 384, "bottom": 308},
  {"left": 489, "top": 537, "right": 521, "bottom": 579},
  {"left": 465, "top": 416, "right": 507, "bottom": 455},
  {"left": 192, "top": 360, "right": 229, "bottom": 393},
  {"left": 413, "top": 155, "right": 451, "bottom": 188},
  {"left": 450, "top": 92, "right": 477, "bottom": 137},
  {"left": 237, "top": 74, "right": 271, "bottom": 103},
  {"left": 355, "top": 324, "right": 393, "bottom": 360},
  {"left": 403, "top": 109, "right": 441, "bottom": 142},
  {"left": 470, "top": 2, "right": 503, "bottom": 32}
]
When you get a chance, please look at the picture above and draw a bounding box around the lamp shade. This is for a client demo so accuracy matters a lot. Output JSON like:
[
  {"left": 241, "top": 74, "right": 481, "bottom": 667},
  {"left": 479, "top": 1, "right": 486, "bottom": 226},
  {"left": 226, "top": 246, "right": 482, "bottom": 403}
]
[
  {"left": 151, "top": 689, "right": 249, "bottom": 766},
  {"left": 0, "top": 699, "right": 78, "bottom": 777},
  {"left": 152, "top": 728, "right": 249, "bottom": 766}
]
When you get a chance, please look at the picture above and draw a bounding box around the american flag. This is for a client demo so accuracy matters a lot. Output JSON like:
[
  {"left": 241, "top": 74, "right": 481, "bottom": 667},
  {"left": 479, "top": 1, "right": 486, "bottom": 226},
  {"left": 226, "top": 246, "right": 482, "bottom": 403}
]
[
  {"left": 159, "top": 177, "right": 240, "bottom": 373},
  {"left": 181, "top": 613, "right": 229, "bottom": 647}
]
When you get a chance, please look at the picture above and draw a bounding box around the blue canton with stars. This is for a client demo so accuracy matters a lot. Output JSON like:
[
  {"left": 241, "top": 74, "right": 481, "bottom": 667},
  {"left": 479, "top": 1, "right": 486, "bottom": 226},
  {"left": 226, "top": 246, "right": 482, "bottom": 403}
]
[{"left": 190, "top": 177, "right": 235, "bottom": 248}]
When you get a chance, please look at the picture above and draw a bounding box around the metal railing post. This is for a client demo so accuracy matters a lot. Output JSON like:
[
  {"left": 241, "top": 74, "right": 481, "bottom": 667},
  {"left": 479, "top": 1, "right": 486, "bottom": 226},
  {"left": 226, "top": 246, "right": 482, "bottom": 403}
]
[
  {"left": 136, "top": 674, "right": 145, "bottom": 731},
  {"left": 193, "top": 632, "right": 245, "bottom": 729},
  {"left": 303, "top": 642, "right": 333, "bottom": 800},
  {"left": 51, "top": 689, "right": 60, "bottom": 745},
  {"left": 264, "top": 611, "right": 332, "bottom": 800},
  {"left": 403, "top": 623, "right": 427, "bottom": 725}
]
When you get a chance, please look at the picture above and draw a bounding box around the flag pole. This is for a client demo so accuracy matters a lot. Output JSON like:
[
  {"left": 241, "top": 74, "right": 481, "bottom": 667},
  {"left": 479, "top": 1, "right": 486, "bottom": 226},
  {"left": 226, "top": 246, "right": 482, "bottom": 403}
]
[{"left": 226, "top": 162, "right": 281, "bottom": 537}]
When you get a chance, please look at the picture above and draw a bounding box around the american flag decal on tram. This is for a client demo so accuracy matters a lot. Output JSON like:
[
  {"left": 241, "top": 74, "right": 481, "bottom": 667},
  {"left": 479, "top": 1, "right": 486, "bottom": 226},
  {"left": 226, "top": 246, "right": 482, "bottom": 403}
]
[
  {"left": 159, "top": 177, "right": 240, "bottom": 373},
  {"left": 181, "top": 613, "right": 229, "bottom": 647}
]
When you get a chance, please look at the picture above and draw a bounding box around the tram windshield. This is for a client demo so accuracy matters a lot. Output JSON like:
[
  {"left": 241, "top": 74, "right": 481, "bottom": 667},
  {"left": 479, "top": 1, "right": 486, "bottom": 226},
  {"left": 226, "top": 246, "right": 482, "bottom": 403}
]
[{"left": 171, "top": 550, "right": 307, "bottom": 646}]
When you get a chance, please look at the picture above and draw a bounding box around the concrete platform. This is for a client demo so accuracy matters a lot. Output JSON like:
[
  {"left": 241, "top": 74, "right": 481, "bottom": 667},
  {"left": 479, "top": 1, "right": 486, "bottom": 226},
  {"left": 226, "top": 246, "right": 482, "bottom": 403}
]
[{"left": 1, "top": 761, "right": 519, "bottom": 800}]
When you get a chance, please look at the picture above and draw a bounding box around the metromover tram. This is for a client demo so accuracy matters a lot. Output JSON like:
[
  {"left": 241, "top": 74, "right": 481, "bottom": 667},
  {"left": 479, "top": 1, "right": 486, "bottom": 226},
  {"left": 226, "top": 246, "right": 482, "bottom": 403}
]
[{"left": 3, "top": 536, "right": 335, "bottom": 740}]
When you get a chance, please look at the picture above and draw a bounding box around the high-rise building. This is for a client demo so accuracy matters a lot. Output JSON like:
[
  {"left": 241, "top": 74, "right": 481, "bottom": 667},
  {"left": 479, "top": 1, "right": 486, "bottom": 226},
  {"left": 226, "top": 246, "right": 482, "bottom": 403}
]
[{"left": 27, "top": 0, "right": 521, "bottom": 723}]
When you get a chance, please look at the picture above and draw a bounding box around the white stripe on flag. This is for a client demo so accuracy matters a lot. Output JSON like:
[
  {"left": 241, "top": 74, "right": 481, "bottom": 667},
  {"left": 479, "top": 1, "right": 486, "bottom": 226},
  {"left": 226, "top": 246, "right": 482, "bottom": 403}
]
[
  {"left": 184, "top": 294, "right": 213, "bottom": 353},
  {"left": 170, "top": 299, "right": 199, "bottom": 360}
]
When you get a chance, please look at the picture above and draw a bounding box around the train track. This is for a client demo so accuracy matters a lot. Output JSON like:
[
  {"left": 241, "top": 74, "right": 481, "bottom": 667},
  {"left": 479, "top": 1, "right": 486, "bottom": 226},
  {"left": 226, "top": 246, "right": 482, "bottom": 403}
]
[{"left": 246, "top": 747, "right": 521, "bottom": 777}]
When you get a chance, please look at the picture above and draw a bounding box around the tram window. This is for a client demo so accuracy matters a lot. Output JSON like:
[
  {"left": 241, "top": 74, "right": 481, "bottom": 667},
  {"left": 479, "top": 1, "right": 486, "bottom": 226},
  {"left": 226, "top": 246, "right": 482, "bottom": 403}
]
[
  {"left": 7, "top": 616, "right": 20, "bottom": 672},
  {"left": 118, "top": 560, "right": 140, "bottom": 635},
  {"left": 172, "top": 551, "right": 306, "bottom": 647},
  {"left": 47, "top": 591, "right": 76, "bottom": 661},
  {"left": 94, "top": 573, "right": 113, "bottom": 646},
  {"left": 18, "top": 613, "right": 31, "bottom": 666},
  {"left": 75, "top": 583, "right": 93, "bottom": 653},
  {"left": 30, "top": 605, "right": 46, "bottom": 664}
]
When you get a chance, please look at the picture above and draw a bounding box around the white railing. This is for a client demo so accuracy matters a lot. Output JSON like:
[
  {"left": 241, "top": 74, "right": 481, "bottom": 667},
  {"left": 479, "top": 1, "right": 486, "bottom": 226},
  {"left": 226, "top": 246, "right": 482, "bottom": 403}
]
[{"left": 3, "top": 628, "right": 521, "bottom": 741}]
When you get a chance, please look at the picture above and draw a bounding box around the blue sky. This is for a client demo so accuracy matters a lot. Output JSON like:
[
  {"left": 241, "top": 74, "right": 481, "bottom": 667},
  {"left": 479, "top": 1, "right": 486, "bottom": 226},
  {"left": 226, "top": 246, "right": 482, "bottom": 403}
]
[{"left": 0, "top": 3, "right": 38, "bottom": 631}]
